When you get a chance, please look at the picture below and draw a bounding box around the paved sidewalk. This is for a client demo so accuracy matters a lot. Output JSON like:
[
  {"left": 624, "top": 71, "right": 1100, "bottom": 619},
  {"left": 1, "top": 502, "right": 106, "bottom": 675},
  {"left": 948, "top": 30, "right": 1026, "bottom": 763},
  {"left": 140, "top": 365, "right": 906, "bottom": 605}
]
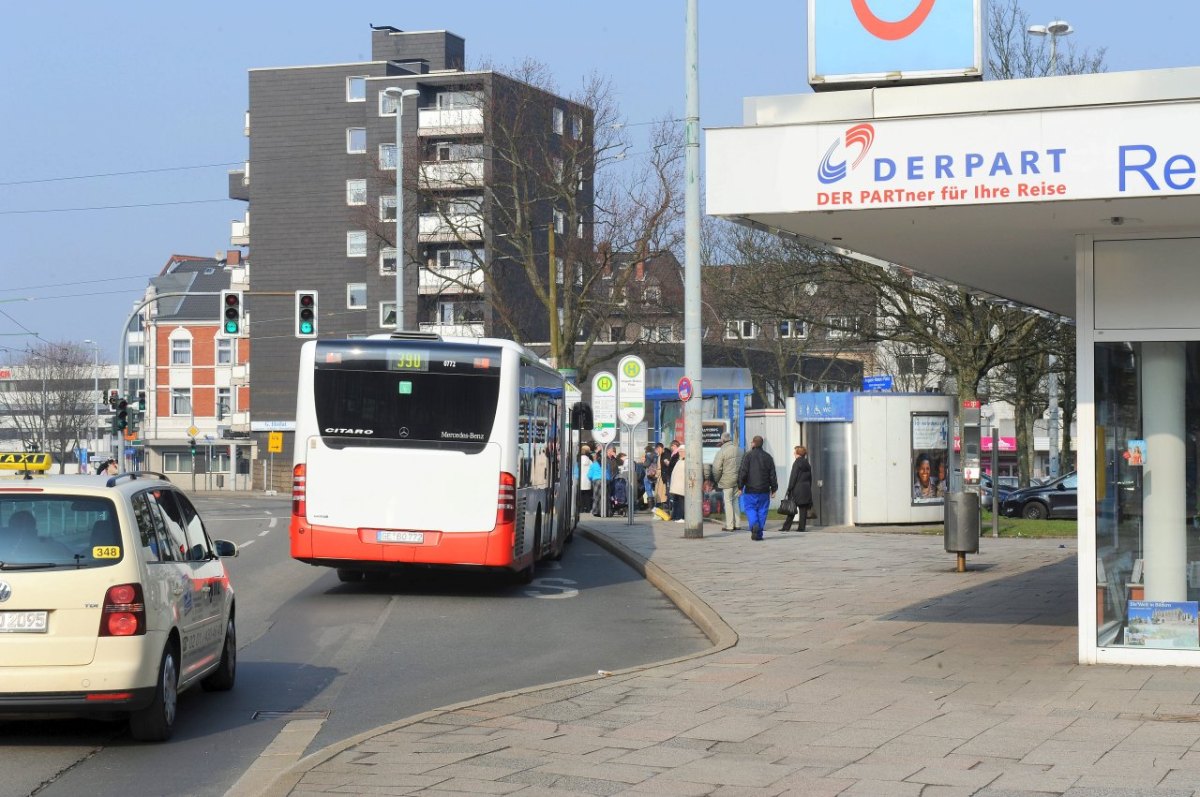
[{"left": 261, "top": 518, "right": 1200, "bottom": 797}]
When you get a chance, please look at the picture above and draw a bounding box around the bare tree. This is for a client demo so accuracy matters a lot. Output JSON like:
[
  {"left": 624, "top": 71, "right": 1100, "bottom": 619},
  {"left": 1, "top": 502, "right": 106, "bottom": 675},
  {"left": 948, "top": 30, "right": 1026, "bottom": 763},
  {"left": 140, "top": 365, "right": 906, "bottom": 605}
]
[
  {"left": 0, "top": 342, "right": 99, "bottom": 472},
  {"left": 702, "top": 225, "right": 874, "bottom": 405},
  {"left": 377, "top": 60, "right": 682, "bottom": 375},
  {"left": 987, "top": 0, "right": 1107, "bottom": 79}
]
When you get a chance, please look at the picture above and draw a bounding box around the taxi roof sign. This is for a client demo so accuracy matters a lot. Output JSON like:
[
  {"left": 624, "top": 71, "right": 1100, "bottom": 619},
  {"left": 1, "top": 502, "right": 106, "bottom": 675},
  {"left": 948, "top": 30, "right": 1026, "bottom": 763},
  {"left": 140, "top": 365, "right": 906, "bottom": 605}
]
[{"left": 0, "top": 452, "right": 52, "bottom": 472}]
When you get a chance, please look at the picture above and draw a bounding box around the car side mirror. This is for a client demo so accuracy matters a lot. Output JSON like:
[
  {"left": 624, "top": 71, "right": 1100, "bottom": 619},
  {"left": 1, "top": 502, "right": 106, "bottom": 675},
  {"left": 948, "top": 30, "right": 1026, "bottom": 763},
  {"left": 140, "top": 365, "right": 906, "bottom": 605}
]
[{"left": 213, "top": 539, "right": 240, "bottom": 558}]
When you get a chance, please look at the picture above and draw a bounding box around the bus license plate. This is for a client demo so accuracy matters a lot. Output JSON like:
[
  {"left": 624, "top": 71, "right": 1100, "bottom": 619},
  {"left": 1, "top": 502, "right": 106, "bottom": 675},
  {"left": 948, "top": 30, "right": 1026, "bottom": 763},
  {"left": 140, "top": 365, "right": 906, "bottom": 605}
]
[
  {"left": 0, "top": 611, "right": 48, "bottom": 633},
  {"left": 376, "top": 530, "right": 424, "bottom": 544}
]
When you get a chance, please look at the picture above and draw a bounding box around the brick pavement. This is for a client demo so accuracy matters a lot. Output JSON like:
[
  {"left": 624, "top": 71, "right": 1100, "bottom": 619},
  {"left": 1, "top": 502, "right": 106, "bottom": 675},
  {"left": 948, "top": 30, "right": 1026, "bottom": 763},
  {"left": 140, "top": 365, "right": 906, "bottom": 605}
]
[{"left": 258, "top": 517, "right": 1200, "bottom": 797}]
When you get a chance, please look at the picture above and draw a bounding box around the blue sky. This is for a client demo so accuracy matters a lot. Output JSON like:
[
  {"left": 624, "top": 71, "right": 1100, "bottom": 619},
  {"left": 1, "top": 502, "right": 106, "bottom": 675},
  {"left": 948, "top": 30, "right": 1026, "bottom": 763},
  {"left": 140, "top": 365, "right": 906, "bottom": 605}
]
[{"left": 2, "top": 1, "right": 1197, "bottom": 361}]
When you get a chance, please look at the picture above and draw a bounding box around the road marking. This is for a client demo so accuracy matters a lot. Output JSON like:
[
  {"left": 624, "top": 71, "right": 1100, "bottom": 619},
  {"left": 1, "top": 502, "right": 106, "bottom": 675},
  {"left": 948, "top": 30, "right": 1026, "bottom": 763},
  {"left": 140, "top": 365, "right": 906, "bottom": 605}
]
[
  {"left": 224, "top": 597, "right": 399, "bottom": 797},
  {"left": 523, "top": 577, "right": 580, "bottom": 600},
  {"left": 258, "top": 530, "right": 271, "bottom": 537},
  {"left": 238, "top": 539, "right": 255, "bottom": 548},
  {"left": 268, "top": 517, "right": 278, "bottom": 528}
]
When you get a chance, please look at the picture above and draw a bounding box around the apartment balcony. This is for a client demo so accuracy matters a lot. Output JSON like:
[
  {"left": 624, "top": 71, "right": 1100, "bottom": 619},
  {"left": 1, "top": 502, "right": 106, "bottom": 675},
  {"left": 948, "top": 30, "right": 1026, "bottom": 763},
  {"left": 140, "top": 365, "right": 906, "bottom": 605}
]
[
  {"left": 418, "top": 213, "right": 484, "bottom": 243},
  {"left": 418, "top": 107, "right": 484, "bottom": 136},
  {"left": 419, "top": 159, "right": 484, "bottom": 190},
  {"left": 418, "top": 322, "right": 485, "bottom": 337},
  {"left": 230, "top": 217, "right": 249, "bottom": 246},
  {"left": 227, "top": 168, "right": 248, "bottom": 201},
  {"left": 418, "top": 266, "right": 485, "bottom": 295}
]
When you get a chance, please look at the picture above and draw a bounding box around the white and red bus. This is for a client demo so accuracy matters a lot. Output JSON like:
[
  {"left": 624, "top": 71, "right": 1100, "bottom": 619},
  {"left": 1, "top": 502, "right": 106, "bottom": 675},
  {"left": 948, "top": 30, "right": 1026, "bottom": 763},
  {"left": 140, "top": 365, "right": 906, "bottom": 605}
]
[{"left": 289, "top": 334, "right": 573, "bottom": 582}]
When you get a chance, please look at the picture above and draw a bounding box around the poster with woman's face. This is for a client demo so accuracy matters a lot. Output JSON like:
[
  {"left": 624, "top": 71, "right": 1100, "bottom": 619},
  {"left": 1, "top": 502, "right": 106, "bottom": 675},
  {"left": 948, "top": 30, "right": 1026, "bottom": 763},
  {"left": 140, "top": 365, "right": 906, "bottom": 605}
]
[{"left": 912, "top": 413, "right": 949, "bottom": 505}]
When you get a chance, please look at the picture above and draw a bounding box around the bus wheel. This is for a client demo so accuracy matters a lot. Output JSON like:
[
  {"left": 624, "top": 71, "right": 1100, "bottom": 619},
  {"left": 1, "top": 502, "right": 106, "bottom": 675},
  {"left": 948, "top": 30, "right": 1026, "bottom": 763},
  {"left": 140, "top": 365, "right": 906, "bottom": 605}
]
[
  {"left": 336, "top": 568, "right": 364, "bottom": 583},
  {"left": 513, "top": 561, "right": 535, "bottom": 584}
]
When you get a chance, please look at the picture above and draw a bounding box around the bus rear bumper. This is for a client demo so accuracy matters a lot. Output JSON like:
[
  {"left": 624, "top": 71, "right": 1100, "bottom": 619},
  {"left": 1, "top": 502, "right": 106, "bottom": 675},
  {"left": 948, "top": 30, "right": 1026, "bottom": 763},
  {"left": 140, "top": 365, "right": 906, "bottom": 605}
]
[{"left": 291, "top": 520, "right": 519, "bottom": 569}]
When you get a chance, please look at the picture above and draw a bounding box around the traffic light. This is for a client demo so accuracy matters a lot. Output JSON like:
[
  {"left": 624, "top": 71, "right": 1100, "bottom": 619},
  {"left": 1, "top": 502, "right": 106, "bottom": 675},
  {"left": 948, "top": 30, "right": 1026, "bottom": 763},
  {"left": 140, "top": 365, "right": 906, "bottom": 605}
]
[
  {"left": 220, "top": 290, "right": 244, "bottom": 337},
  {"left": 189, "top": 437, "right": 197, "bottom": 456},
  {"left": 108, "top": 389, "right": 120, "bottom": 409},
  {"left": 137, "top": 390, "right": 146, "bottom": 411},
  {"left": 115, "top": 400, "right": 128, "bottom": 432},
  {"left": 295, "top": 290, "right": 318, "bottom": 338}
]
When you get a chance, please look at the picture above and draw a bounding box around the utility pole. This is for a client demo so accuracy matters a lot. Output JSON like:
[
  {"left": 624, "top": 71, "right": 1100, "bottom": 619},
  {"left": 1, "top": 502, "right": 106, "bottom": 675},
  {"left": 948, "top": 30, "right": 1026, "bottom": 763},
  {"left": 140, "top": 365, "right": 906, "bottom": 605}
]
[{"left": 682, "top": 0, "right": 704, "bottom": 538}]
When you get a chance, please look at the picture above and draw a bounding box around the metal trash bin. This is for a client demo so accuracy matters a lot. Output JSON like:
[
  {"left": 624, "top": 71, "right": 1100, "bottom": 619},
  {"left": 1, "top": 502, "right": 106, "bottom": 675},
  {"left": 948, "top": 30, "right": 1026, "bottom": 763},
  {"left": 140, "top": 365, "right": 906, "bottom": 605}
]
[{"left": 944, "top": 492, "right": 979, "bottom": 571}]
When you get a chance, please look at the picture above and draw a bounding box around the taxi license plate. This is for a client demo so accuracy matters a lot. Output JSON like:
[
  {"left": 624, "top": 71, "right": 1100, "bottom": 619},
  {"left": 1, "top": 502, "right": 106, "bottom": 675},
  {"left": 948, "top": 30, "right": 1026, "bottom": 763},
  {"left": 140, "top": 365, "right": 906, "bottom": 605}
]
[
  {"left": 0, "top": 611, "right": 48, "bottom": 633},
  {"left": 375, "top": 530, "right": 424, "bottom": 544}
]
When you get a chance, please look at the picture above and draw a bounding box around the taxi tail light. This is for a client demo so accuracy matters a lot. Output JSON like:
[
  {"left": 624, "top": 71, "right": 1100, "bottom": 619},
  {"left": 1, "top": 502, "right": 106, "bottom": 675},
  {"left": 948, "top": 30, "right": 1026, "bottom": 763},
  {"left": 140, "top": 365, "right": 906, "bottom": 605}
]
[
  {"left": 99, "top": 583, "right": 146, "bottom": 637},
  {"left": 496, "top": 471, "right": 516, "bottom": 526},
  {"left": 292, "top": 464, "right": 307, "bottom": 517}
]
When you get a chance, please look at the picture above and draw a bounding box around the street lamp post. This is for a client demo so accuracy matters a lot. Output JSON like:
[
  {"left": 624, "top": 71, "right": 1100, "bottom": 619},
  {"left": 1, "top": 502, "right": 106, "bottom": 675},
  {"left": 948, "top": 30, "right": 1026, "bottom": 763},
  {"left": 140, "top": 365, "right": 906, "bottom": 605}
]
[
  {"left": 84, "top": 339, "right": 99, "bottom": 459},
  {"left": 1028, "top": 19, "right": 1073, "bottom": 76},
  {"left": 382, "top": 87, "right": 421, "bottom": 332}
]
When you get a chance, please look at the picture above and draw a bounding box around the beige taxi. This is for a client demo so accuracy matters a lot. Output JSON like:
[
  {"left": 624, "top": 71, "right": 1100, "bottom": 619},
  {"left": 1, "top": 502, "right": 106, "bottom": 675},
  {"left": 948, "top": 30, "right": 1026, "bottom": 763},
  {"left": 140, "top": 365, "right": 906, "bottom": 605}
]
[{"left": 0, "top": 472, "right": 239, "bottom": 741}]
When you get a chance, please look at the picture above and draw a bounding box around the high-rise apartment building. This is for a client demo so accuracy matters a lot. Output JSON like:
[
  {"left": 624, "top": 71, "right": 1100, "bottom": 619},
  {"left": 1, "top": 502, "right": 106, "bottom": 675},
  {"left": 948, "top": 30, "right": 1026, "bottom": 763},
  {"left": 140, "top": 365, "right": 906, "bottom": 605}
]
[{"left": 232, "top": 26, "right": 593, "bottom": 486}]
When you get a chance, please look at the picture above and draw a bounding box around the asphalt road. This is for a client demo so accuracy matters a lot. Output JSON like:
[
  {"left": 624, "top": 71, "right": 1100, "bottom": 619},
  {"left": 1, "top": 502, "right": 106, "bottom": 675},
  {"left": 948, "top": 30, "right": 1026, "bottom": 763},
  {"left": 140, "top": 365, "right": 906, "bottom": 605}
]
[{"left": 0, "top": 495, "right": 708, "bottom": 797}]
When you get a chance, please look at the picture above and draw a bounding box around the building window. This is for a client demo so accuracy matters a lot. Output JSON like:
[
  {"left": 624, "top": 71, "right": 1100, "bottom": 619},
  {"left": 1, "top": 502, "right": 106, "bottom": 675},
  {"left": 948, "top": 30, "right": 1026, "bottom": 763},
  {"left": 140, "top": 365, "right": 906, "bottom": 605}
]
[
  {"left": 162, "top": 451, "right": 190, "bottom": 473},
  {"left": 170, "top": 338, "right": 191, "bottom": 365},
  {"left": 779, "top": 320, "right": 808, "bottom": 339},
  {"left": 347, "top": 283, "right": 367, "bottom": 309},
  {"left": 347, "top": 230, "right": 367, "bottom": 258},
  {"left": 127, "top": 344, "right": 144, "bottom": 366},
  {"left": 379, "top": 143, "right": 397, "bottom": 170},
  {"left": 571, "top": 114, "right": 583, "bottom": 140},
  {"left": 379, "top": 195, "right": 397, "bottom": 222},
  {"left": 609, "top": 325, "right": 625, "bottom": 343},
  {"left": 435, "top": 91, "right": 480, "bottom": 109},
  {"left": 555, "top": 256, "right": 564, "bottom": 285},
  {"left": 346, "top": 179, "right": 367, "bottom": 206},
  {"left": 552, "top": 107, "right": 564, "bottom": 135},
  {"left": 216, "top": 338, "right": 234, "bottom": 365},
  {"left": 898, "top": 354, "right": 930, "bottom": 376},
  {"left": 380, "top": 302, "right": 396, "bottom": 328},
  {"left": 644, "top": 285, "right": 662, "bottom": 303},
  {"left": 577, "top": 216, "right": 585, "bottom": 238},
  {"left": 216, "top": 387, "right": 232, "bottom": 420},
  {"left": 346, "top": 76, "right": 367, "bottom": 102},
  {"left": 380, "top": 247, "right": 397, "bottom": 274},
  {"left": 347, "top": 127, "right": 367, "bottom": 154},
  {"left": 725, "top": 320, "right": 759, "bottom": 340},
  {"left": 170, "top": 388, "right": 192, "bottom": 417},
  {"left": 640, "top": 325, "right": 675, "bottom": 343},
  {"left": 553, "top": 209, "right": 565, "bottom": 235},
  {"left": 378, "top": 90, "right": 399, "bottom": 116},
  {"left": 436, "top": 248, "right": 479, "bottom": 270},
  {"left": 827, "top": 316, "right": 860, "bottom": 339}
]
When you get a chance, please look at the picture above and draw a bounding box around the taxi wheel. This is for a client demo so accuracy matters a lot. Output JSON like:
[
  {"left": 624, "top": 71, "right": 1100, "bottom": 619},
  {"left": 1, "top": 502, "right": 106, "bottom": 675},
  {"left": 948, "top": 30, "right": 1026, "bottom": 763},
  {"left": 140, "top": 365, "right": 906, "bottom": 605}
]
[
  {"left": 129, "top": 646, "right": 178, "bottom": 742},
  {"left": 202, "top": 617, "right": 237, "bottom": 692}
]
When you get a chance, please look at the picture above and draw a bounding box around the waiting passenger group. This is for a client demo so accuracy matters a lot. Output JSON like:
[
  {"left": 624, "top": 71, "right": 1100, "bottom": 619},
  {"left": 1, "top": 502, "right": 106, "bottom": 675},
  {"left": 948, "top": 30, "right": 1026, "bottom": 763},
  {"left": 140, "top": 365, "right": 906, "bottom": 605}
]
[{"left": 576, "top": 434, "right": 815, "bottom": 541}]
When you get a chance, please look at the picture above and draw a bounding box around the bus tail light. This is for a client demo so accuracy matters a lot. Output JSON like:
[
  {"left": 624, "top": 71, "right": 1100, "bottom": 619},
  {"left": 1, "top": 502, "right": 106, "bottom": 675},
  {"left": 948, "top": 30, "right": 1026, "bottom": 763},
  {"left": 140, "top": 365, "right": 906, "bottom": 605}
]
[
  {"left": 496, "top": 471, "right": 516, "bottom": 526},
  {"left": 292, "top": 464, "right": 307, "bottom": 517},
  {"left": 99, "top": 583, "right": 145, "bottom": 637}
]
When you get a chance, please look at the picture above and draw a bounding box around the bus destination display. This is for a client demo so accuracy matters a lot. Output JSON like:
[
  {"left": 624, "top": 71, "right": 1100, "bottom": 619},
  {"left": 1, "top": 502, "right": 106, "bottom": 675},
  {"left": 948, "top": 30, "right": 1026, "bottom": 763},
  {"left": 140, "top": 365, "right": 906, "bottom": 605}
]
[{"left": 390, "top": 350, "right": 429, "bottom": 372}]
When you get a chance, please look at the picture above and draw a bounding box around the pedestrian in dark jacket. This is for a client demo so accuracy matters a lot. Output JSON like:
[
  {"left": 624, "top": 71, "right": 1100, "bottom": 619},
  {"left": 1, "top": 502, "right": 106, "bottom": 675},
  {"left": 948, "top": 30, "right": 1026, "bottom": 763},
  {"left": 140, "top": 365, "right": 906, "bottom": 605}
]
[
  {"left": 736, "top": 435, "right": 777, "bottom": 541},
  {"left": 780, "top": 445, "right": 814, "bottom": 531}
]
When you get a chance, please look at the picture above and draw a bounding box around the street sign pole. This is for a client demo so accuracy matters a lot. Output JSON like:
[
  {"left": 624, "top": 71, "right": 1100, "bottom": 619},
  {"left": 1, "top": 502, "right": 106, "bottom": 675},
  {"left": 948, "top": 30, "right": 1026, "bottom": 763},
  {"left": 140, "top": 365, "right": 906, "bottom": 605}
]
[
  {"left": 591, "top": 371, "right": 618, "bottom": 518},
  {"left": 617, "top": 355, "right": 646, "bottom": 526}
]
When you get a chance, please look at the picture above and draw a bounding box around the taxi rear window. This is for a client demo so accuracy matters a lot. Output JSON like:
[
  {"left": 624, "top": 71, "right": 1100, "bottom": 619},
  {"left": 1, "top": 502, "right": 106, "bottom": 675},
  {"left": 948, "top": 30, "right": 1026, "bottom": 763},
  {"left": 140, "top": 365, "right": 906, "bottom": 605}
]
[{"left": 0, "top": 495, "right": 122, "bottom": 568}]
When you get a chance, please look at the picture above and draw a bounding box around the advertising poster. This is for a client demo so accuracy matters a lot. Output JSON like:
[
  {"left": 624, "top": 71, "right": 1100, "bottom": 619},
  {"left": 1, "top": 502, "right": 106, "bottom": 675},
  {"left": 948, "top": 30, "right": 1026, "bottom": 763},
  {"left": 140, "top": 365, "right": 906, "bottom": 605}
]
[
  {"left": 1125, "top": 601, "right": 1200, "bottom": 649},
  {"left": 911, "top": 413, "right": 949, "bottom": 505}
]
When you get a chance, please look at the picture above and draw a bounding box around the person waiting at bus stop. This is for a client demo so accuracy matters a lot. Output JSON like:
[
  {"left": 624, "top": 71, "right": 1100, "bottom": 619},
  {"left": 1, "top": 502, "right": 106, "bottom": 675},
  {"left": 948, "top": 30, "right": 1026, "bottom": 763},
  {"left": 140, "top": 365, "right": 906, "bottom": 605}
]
[{"left": 737, "top": 435, "right": 777, "bottom": 541}]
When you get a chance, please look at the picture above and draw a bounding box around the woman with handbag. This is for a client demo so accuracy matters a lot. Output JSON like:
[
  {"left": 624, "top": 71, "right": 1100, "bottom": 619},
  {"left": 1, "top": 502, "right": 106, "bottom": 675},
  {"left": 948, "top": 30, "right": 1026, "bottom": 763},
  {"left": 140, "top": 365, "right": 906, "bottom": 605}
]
[{"left": 780, "top": 445, "right": 813, "bottom": 531}]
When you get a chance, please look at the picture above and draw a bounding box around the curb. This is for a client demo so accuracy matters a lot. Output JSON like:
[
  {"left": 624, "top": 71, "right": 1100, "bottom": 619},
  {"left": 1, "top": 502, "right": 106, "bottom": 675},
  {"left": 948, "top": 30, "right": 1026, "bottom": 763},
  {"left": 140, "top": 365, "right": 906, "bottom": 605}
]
[{"left": 253, "top": 525, "right": 736, "bottom": 797}]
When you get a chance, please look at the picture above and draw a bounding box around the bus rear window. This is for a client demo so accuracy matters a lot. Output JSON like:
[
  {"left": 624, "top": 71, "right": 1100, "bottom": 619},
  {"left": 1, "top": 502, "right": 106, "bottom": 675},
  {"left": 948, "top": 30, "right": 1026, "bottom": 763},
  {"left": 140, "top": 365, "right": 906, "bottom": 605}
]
[{"left": 314, "top": 368, "right": 500, "bottom": 452}]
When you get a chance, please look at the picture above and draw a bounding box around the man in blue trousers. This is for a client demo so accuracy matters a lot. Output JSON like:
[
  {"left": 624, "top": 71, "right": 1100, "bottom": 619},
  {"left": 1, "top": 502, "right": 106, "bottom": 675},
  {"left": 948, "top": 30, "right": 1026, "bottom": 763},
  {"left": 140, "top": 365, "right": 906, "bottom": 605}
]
[{"left": 736, "top": 435, "right": 777, "bottom": 541}]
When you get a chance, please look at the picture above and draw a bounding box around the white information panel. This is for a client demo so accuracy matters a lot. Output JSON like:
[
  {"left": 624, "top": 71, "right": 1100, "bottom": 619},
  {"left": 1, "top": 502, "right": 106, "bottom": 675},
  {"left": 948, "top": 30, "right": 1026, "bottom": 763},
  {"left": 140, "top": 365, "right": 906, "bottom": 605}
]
[
  {"left": 591, "top": 371, "right": 617, "bottom": 445},
  {"left": 617, "top": 355, "right": 646, "bottom": 426}
]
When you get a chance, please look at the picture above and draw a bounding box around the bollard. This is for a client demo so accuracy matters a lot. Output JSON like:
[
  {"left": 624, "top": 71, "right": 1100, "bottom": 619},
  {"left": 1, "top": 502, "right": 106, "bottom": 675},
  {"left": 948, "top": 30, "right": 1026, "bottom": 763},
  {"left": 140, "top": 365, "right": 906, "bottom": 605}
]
[{"left": 944, "top": 492, "right": 980, "bottom": 572}]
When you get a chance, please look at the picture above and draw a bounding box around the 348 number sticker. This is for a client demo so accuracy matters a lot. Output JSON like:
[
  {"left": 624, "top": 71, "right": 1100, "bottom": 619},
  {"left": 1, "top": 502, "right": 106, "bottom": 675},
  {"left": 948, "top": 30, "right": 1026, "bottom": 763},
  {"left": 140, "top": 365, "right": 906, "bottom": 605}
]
[{"left": 91, "top": 546, "right": 121, "bottom": 559}]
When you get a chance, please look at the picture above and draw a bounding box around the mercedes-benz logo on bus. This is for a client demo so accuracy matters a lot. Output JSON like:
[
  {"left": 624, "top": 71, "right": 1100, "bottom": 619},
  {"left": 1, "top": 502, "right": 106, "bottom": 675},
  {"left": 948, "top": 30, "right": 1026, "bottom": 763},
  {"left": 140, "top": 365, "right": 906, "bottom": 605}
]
[
  {"left": 398, "top": 427, "right": 410, "bottom": 438},
  {"left": 0, "top": 581, "right": 11, "bottom": 603}
]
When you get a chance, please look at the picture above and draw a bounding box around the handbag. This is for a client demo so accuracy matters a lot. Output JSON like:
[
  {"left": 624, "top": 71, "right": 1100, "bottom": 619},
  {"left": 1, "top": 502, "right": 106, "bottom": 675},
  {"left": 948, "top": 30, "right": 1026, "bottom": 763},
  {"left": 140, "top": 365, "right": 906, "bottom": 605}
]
[{"left": 777, "top": 498, "right": 796, "bottom": 516}]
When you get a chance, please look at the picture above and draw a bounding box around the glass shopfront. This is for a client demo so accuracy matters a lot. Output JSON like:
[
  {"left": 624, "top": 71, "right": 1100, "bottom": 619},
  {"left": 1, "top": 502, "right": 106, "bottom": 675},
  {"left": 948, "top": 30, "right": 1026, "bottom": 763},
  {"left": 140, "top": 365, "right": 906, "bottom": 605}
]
[{"left": 1095, "top": 342, "right": 1200, "bottom": 650}]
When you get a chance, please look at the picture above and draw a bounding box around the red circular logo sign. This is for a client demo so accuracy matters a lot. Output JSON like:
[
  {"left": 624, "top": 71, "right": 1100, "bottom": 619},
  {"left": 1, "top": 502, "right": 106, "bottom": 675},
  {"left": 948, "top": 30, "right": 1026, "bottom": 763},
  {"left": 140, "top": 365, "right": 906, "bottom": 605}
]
[
  {"left": 850, "top": 0, "right": 936, "bottom": 41},
  {"left": 677, "top": 377, "right": 693, "bottom": 403}
]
